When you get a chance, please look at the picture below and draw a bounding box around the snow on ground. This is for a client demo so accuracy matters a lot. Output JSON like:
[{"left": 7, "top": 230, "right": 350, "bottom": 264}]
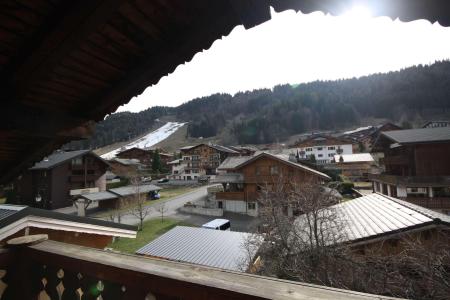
[
  {"left": 101, "top": 122, "right": 186, "bottom": 159},
  {"left": 343, "top": 126, "right": 374, "bottom": 135}
]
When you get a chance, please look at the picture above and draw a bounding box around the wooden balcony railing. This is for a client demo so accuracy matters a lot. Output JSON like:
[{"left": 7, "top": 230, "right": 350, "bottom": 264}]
[
  {"left": 0, "top": 240, "right": 395, "bottom": 300},
  {"left": 399, "top": 197, "right": 450, "bottom": 210},
  {"left": 369, "top": 174, "right": 450, "bottom": 187},
  {"left": 215, "top": 191, "right": 245, "bottom": 201}
]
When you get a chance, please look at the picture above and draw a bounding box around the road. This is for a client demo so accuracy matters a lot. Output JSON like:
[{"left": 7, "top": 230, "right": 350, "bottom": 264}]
[{"left": 106, "top": 185, "right": 209, "bottom": 226}]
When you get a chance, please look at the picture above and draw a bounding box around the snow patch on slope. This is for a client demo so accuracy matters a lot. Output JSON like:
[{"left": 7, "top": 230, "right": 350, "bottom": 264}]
[{"left": 101, "top": 122, "right": 186, "bottom": 159}]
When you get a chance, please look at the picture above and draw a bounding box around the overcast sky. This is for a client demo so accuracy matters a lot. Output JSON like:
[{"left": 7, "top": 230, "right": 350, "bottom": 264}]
[{"left": 117, "top": 6, "right": 450, "bottom": 113}]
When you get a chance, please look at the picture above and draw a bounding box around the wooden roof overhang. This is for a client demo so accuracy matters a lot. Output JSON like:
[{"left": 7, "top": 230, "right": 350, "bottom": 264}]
[{"left": 1, "top": 0, "right": 450, "bottom": 184}]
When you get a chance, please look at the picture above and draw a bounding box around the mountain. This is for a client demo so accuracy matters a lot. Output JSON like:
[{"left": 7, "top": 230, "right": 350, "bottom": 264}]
[{"left": 68, "top": 60, "right": 450, "bottom": 149}]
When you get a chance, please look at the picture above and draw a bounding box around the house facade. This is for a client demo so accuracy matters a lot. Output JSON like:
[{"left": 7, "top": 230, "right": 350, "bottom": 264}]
[
  {"left": 169, "top": 144, "right": 240, "bottom": 180},
  {"left": 330, "top": 153, "right": 379, "bottom": 182},
  {"left": 369, "top": 127, "right": 450, "bottom": 214},
  {"left": 291, "top": 135, "right": 356, "bottom": 164},
  {"left": 213, "top": 152, "right": 331, "bottom": 216},
  {"left": 116, "top": 147, "right": 173, "bottom": 169},
  {"left": 14, "top": 150, "right": 108, "bottom": 210}
]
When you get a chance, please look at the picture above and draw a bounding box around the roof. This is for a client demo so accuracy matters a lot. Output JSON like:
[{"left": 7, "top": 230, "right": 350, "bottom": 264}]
[
  {"left": 295, "top": 193, "right": 450, "bottom": 246},
  {"left": 218, "top": 156, "right": 254, "bottom": 170},
  {"left": 294, "top": 135, "right": 355, "bottom": 148},
  {"left": 136, "top": 226, "right": 259, "bottom": 271},
  {"left": 3, "top": 2, "right": 450, "bottom": 184},
  {"left": 232, "top": 152, "right": 331, "bottom": 180},
  {"left": 109, "top": 184, "right": 161, "bottom": 197},
  {"left": 167, "top": 159, "right": 182, "bottom": 165},
  {"left": 80, "top": 191, "right": 118, "bottom": 202},
  {"left": 381, "top": 127, "right": 450, "bottom": 144},
  {"left": 110, "top": 158, "right": 142, "bottom": 166},
  {"left": 334, "top": 153, "right": 374, "bottom": 163},
  {"left": 30, "top": 150, "right": 93, "bottom": 170},
  {"left": 181, "top": 144, "right": 239, "bottom": 154},
  {"left": 0, "top": 204, "right": 136, "bottom": 241}
]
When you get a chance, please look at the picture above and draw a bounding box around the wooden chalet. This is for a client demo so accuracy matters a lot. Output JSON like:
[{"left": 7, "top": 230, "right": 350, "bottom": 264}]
[
  {"left": 369, "top": 127, "right": 450, "bottom": 213},
  {"left": 116, "top": 147, "right": 173, "bottom": 166},
  {"left": 14, "top": 150, "right": 108, "bottom": 210},
  {"left": 0, "top": 1, "right": 449, "bottom": 299},
  {"left": 214, "top": 152, "right": 330, "bottom": 216},
  {"left": 175, "top": 144, "right": 240, "bottom": 179}
]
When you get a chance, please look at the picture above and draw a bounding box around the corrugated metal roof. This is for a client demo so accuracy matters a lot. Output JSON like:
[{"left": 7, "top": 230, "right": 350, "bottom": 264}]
[
  {"left": 109, "top": 184, "right": 161, "bottom": 197},
  {"left": 136, "top": 226, "right": 258, "bottom": 271},
  {"left": 295, "top": 193, "right": 450, "bottom": 245},
  {"left": 81, "top": 191, "right": 118, "bottom": 202},
  {"left": 334, "top": 153, "right": 374, "bottom": 163},
  {"left": 30, "top": 150, "right": 90, "bottom": 170},
  {"left": 382, "top": 127, "right": 450, "bottom": 144}
]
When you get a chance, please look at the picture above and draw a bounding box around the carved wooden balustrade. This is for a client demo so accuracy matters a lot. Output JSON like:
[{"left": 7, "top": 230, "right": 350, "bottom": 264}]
[{"left": 0, "top": 240, "right": 398, "bottom": 300}]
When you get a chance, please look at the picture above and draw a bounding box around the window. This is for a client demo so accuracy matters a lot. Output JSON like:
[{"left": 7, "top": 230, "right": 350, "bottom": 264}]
[
  {"left": 218, "top": 201, "right": 223, "bottom": 209},
  {"left": 255, "top": 166, "right": 261, "bottom": 175},
  {"left": 318, "top": 154, "right": 323, "bottom": 158},
  {"left": 270, "top": 166, "right": 279, "bottom": 175},
  {"left": 248, "top": 202, "right": 256, "bottom": 210},
  {"left": 317, "top": 147, "right": 323, "bottom": 151},
  {"left": 328, "top": 153, "right": 335, "bottom": 157},
  {"left": 305, "top": 147, "right": 312, "bottom": 152},
  {"left": 328, "top": 146, "right": 335, "bottom": 150},
  {"left": 71, "top": 157, "right": 83, "bottom": 166}
]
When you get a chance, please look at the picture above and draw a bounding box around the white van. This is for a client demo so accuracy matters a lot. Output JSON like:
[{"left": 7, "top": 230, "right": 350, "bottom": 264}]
[{"left": 202, "top": 219, "right": 231, "bottom": 231}]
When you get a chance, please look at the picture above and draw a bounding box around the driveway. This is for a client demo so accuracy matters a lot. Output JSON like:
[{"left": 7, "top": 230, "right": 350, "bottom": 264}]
[
  {"left": 173, "top": 211, "right": 261, "bottom": 233},
  {"left": 103, "top": 185, "right": 209, "bottom": 225}
]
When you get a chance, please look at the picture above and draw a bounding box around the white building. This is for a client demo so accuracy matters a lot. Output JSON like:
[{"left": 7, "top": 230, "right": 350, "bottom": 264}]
[{"left": 291, "top": 135, "right": 355, "bottom": 164}]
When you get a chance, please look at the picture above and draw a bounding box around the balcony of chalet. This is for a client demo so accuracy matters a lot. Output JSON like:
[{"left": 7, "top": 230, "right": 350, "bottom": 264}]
[
  {"left": 0, "top": 239, "right": 390, "bottom": 300},
  {"left": 215, "top": 191, "right": 246, "bottom": 201},
  {"left": 369, "top": 174, "right": 450, "bottom": 187}
]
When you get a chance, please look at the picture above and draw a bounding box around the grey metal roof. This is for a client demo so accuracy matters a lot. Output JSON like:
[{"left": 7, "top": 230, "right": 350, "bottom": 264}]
[
  {"left": 111, "top": 158, "right": 142, "bottom": 166},
  {"left": 109, "top": 184, "right": 161, "bottom": 197},
  {"left": 30, "top": 150, "right": 90, "bottom": 170},
  {"left": 381, "top": 127, "right": 450, "bottom": 144},
  {"left": 209, "top": 144, "right": 240, "bottom": 154},
  {"left": 136, "top": 226, "right": 258, "bottom": 271},
  {"left": 295, "top": 193, "right": 450, "bottom": 245},
  {"left": 80, "top": 191, "right": 118, "bottom": 202}
]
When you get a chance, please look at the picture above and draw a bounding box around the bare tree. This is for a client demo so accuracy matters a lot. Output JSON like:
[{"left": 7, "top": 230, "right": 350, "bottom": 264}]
[
  {"left": 129, "top": 177, "right": 151, "bottom": 231},
  {"left": 246, "top": 178, "right": 450, "bottom": 299},
  {"left": 156, "top": 202, "right": 168, "bottom": 223}
]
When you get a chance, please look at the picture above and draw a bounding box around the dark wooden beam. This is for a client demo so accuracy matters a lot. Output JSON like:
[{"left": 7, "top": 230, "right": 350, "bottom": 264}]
[{"left": 10, "top": 0, "right": 125, "bottom": 94}]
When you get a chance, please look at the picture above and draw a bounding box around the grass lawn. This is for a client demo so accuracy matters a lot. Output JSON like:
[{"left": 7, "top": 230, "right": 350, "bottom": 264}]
[
  {"left": 143, "top": 186, "right": 196, "bottom": 206},
  {"left": 108, "top": 218, "right": 194, "bottom": 254}
]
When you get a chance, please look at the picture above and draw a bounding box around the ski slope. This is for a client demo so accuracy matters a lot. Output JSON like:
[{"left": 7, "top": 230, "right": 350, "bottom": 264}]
[{"left": 101, "top": 122, "right": 186, "bottom": 159}]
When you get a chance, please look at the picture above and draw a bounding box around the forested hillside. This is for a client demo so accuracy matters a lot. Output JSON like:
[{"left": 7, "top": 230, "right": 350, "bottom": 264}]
[{"left": 70, "top": 61, "right": 450, "bottom": 149}]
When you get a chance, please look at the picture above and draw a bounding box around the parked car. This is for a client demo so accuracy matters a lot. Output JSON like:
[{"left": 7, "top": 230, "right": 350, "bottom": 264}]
[
  {"left": 141, "top": 176, "right": 152, "bottom": 183},
  {"left": 157, "top": 178, "right": 169, "bottom": 183},
  {"left": 148, "top": 190, "right": 160, "bottom": 200},
  {"left": 197, "top": 175, "right": 209, "bottom": 183}
]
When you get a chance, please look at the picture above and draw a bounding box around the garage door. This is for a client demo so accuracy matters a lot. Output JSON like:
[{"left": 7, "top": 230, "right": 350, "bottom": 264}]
[{"left": 225, "top": 200, "right": 246, "bottom": 213}]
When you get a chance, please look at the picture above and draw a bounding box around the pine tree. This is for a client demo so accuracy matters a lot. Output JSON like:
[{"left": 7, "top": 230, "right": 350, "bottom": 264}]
[{"left": 152, "top": 150, "right": 162, "bottom": 173}]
